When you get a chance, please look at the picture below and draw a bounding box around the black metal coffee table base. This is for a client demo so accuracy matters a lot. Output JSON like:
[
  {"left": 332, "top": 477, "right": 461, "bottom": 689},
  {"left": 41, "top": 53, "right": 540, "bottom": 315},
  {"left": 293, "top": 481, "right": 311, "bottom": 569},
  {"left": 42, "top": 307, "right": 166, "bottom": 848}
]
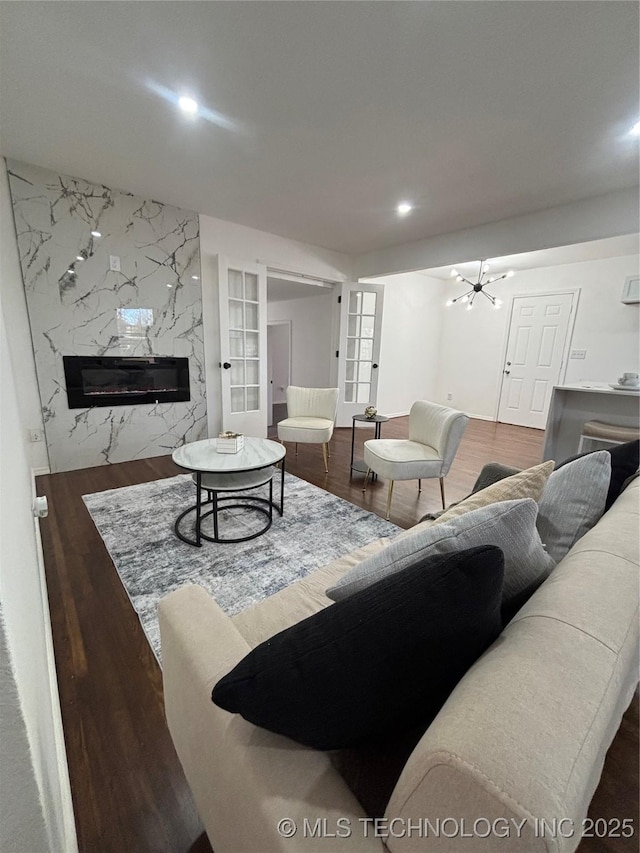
[
  {"left": 174, "top": 463, "right": 285, "bottom": 547},
  {"left": 174, "top": 485, "right": 274, "bottom": 546}
]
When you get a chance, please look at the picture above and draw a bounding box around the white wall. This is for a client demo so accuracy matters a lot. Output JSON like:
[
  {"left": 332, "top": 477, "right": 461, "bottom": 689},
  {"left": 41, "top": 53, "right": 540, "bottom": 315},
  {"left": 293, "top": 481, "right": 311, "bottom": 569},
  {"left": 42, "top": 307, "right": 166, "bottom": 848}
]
[
  {"left": 267, "top": 293, "right": 334, "bottom": 390},
  {"left": 0, "top": 297, "right": 77, "bottom": 850},
  {"left": 200, "top": 214, "right": 353, "bottom": 283},
  {"left": 436, "top": 253, "right": 640, "bottom": 419},
  {"left": 0, "top": 608, "right": 49, "bottom": 853},
  {"left": 0, "top": 159, "right": 48, "bottom": 472},
  {"left": 367, "top": 272, "right": 445, "bottom": 417}
]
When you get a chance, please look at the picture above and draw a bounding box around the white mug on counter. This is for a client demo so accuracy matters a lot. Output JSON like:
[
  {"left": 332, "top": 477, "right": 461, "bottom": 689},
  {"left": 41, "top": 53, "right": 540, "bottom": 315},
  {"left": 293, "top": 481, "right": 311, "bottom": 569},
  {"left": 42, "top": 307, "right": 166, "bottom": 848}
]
[{"left": 618, "top": 372, "right": 640, "bottom": 387}]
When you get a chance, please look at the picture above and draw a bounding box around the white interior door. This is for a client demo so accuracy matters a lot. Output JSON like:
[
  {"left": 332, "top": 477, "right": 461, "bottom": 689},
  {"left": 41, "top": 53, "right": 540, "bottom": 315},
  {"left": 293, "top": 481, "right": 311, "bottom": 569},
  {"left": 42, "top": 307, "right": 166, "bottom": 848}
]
[
  {"left": 267, "top": 321, "right": 291, "bottom": 426},
  {"left": 218, "top": 256, "right": 268, "bottom": 437},
  {"left": 498, "top": 292, "right": 576, "bottom": 428},
  {"left": 336, "top": 282, "right": 384, "bottom": 426}
]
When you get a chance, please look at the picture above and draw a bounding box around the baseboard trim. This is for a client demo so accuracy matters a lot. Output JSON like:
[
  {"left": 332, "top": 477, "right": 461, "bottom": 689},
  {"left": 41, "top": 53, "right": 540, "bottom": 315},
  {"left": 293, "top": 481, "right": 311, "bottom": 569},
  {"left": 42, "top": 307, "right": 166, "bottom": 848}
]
[
  {"left": 467, "top": 413, "right": 496, "bottom": 422},
  {"left": 30, "top": 469, "right": 78, "bottom": 853},
  {"left": 381, "top": 411, "right": 410, "bottom": 419}
]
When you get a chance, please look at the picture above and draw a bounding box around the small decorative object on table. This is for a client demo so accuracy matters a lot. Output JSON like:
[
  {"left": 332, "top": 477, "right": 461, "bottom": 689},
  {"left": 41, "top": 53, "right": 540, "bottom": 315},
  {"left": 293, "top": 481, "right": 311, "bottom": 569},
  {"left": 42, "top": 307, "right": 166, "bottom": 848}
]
[
  {"left": 364, "top": 405, "right": 377, "bottom": 419},
  {"left": 216, "top": 431, "right": 245, "bottom": 454},
  {"left": 618, "top": 372, "right": 639, "bottom": 388}
]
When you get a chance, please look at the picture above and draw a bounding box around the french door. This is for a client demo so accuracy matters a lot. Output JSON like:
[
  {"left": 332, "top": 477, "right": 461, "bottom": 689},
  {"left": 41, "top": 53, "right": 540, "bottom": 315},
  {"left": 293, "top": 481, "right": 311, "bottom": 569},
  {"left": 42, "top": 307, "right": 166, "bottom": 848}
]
[
  {"left": 217, "top": 256, "right": 268, "bottom": 437},
  {"left": 497, "top": 292, "right": 576, "bottom": 428},
  {"left": 335, "top": 282, "right": 385, "bottom": 426}
]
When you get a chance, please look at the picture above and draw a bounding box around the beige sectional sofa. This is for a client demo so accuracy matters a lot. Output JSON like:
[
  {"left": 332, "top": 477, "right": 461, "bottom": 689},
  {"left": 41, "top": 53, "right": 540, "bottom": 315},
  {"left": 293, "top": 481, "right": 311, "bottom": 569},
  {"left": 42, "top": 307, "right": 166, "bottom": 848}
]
[{"left": 159, "top": 478, "right": 639, "bottom": 853}]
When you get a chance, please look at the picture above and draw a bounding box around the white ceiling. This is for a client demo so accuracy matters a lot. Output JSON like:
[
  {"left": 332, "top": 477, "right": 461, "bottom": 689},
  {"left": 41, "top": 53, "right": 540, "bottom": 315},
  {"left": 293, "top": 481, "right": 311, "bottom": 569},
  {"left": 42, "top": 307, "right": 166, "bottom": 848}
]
[{"left": 1, "top": 2, "right": 638, "bottom": 257}]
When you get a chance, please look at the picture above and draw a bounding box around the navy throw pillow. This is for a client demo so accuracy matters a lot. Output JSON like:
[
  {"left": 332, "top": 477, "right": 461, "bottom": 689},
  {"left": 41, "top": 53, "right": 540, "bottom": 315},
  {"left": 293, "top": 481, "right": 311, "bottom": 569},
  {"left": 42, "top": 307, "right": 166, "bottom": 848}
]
[{"left": 212, "top": 545, "right": 504, "bottom": 750}]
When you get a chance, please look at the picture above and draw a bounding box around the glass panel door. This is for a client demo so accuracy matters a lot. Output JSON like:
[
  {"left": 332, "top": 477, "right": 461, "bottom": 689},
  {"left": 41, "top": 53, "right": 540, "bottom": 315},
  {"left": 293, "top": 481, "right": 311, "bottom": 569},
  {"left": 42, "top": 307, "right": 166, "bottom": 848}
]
[
  {"left": 228, "top": 270, "right": 260, "bottom": 414},
  {"left": 344, "top": 289, "right": 377, "bottom": 405},
  {"left": 218, "top": 257, "right": 268, "bottom": 436},
  {"left": 336, "top": 282, "right": 384, "bottom": 427}
]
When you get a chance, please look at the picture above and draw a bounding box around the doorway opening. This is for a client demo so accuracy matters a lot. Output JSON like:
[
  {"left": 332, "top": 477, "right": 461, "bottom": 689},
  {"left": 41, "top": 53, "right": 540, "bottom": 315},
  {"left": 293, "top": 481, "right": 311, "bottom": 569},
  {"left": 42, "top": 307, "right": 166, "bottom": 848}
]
[{"left": 266, "top": 274, "right": 336, "bottom": 429}]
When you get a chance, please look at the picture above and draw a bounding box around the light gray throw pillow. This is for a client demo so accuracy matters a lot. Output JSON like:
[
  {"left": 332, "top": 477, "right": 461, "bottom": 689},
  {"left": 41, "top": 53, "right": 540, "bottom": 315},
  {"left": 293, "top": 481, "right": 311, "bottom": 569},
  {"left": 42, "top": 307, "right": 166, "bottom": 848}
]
[
  {"left": 327, "top": 499, "right": 555, "bottom": 605},
  {"left": 536, "top": 450, "right": 611, "bottom": 564}
]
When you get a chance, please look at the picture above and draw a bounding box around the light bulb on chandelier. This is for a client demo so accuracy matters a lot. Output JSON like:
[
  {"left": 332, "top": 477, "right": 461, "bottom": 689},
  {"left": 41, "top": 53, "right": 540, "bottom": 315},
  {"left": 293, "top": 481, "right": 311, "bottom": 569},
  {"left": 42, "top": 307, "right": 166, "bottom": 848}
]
[{"left": 445, "top": 260, "right": 514, "bottom": 310}]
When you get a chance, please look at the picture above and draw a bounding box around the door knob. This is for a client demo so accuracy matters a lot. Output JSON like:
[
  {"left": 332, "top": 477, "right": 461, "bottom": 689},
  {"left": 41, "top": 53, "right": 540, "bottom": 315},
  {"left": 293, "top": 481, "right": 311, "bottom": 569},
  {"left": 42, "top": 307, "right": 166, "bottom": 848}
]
[
  {"left": 504, "top": 370, "right": 511, "bottom": 375},
  {"left": 222, "top": 362, "right": 231, "bottom": 369},
  {"left": 372, "top": 363, "right": 379, "bottom": 369}
]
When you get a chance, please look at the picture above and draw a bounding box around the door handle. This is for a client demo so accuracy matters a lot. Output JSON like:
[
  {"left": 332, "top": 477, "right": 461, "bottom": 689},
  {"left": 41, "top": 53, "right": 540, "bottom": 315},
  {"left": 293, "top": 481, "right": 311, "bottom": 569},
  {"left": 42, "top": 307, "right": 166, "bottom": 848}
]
[
  {"left": 372, "top": 363, "right": 379, "bottom": 369},
  {"left": 222, "top": 362, "right": 231, "bottom": 369},
  {"left": 504, "top": 370, "right": 511, "bottom": 375}
]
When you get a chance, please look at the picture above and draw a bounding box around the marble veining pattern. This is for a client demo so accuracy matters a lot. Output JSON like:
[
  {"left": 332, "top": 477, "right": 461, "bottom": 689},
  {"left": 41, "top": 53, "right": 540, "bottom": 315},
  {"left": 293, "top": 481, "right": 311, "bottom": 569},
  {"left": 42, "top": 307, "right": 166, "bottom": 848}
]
[
  {"left": 173, "top": 437, "right": 286, "bottom": 472},
  {"left": 8, "top": 161, "right": 206, "bottom": 472}
]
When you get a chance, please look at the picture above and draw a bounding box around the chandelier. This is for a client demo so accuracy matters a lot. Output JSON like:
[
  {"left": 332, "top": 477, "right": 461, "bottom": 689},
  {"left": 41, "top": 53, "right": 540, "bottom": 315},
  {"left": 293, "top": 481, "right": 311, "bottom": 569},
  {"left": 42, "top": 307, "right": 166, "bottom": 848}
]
[{"left": 445, "top": 260, "right": 514, "bottom": 310}]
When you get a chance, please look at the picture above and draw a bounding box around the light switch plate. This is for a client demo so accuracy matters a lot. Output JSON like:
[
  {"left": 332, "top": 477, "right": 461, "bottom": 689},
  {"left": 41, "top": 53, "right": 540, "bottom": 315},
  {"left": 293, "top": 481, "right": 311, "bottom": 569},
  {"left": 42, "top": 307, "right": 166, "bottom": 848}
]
[
  {"left": 570, "top": 349, "right": 586, "bottom": 359},
  {"left": 109, "top": 255, "right": 121, "bottom": 272}
]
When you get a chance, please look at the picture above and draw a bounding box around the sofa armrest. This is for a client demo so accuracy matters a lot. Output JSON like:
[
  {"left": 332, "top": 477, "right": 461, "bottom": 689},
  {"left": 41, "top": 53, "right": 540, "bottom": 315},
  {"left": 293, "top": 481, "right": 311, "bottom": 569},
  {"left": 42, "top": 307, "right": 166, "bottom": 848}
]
[
  {"left": 384, "top": 482, "right": 640, "bottom": 852},
  {"left": 159, "top": 585, "right": 386, "bottom": 853}
]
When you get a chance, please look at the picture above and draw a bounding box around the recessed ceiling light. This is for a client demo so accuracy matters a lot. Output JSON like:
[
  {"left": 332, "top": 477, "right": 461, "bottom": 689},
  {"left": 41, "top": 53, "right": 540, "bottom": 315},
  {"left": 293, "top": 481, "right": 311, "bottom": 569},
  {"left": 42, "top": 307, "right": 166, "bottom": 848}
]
[
  {"left": 191, "top": 275, "right": 199, "bottom": 280},
  {"left": 76, "top": 255, "right": 84, "bottom": 261},
  {"left": 630, "top": 121, "right": 640, "bottom": 137},
  {"left": 91, "top": 230, "right": 101, "bottom": 238},
  {"left": 178, "top": 95, "right": 199, "bottom": 115},
  {"left": 167, "top": 283, "right": 173, "bottom": 288},
  {"left": 396, "top": 202, "right": 413, "bottom": 216},
  {"left": 67, "top": 269, "right": 76, "bottom": 275}
]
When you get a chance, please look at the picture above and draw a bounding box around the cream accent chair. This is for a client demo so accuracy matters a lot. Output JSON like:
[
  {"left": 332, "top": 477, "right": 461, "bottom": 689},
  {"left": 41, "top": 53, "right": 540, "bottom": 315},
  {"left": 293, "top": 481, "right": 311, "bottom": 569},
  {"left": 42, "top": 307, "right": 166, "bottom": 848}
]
[
  {"left": 277, "top": 386, "right": 339, "bottom": 473},
  {"left": 363, "top": 400, "right": 469, "bottom": 519}
]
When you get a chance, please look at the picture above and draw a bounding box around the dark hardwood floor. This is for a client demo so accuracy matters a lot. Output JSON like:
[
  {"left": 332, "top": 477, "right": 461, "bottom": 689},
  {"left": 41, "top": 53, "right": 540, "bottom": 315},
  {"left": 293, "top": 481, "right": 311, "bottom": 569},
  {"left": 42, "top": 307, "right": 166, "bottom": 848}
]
[{"left": 36, "top": 418, "right": 638, "bottom": 852}]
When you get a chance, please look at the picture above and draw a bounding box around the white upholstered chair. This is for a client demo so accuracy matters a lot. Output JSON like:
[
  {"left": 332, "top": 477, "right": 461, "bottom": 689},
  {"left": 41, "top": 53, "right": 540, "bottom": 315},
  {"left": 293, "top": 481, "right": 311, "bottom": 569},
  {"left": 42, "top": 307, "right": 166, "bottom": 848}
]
[
  {"left": 277, "top": 386, "right": 339, "bottom": 473},
  {"left": 363, "top": 400, "right": 469, "bottom": 519}
]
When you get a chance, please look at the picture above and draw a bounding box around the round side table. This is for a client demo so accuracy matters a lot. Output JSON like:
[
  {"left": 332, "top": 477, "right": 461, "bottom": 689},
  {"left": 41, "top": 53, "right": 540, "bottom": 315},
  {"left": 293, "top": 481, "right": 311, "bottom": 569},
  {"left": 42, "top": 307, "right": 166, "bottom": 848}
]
[{"left": 350, "top": 414, "right": 389, "bottom": 478}]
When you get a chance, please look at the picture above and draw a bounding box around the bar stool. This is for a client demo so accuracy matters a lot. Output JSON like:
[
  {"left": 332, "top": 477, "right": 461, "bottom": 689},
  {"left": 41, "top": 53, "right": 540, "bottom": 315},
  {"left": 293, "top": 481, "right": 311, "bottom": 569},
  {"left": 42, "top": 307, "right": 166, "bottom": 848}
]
[{"left": 578, "top": 420, "right": 640, "bottom": 453}]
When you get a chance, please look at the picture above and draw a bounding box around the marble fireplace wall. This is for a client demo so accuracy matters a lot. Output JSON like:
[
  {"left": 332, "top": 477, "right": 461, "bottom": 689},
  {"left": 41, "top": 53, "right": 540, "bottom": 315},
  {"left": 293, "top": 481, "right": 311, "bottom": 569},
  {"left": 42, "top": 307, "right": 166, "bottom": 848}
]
[{"left": 7, "top": 160, "right": 206, "bottom": 473}]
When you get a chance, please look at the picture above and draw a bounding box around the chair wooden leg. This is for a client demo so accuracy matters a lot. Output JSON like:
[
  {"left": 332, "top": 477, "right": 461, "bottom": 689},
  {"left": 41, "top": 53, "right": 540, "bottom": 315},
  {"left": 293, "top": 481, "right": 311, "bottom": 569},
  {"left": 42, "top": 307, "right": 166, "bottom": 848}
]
[
  {"left": 322, "top": 443, "right": 329, "bottom": 473},
  {"left": 418, "top": 479, "right": 422, "bottom": 493},
  {"left": 439, "top": 477, "right": 446, "bottom": 509},
  {"left": 327, "top": 442, "right": 331, "bottom": 458},
  {"left": 386, "top": 480, "right": 395, "bottom": 520},
  {"left": 362, "top": 468, "right": 371, "bottom": 493}
]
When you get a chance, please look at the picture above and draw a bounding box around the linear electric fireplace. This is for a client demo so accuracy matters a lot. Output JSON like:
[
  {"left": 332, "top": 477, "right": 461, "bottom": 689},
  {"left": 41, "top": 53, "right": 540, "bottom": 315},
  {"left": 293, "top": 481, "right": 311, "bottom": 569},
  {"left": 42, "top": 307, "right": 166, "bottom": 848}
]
[{"left": 63, "top": 355, "right": 190, "bottom": 409}]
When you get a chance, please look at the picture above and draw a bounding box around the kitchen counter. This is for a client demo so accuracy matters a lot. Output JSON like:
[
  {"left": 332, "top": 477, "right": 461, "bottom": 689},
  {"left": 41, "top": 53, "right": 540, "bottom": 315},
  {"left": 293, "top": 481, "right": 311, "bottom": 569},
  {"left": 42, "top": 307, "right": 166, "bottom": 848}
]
[{"left": 543, "top": 383, "right": 640, "bottom": 462}]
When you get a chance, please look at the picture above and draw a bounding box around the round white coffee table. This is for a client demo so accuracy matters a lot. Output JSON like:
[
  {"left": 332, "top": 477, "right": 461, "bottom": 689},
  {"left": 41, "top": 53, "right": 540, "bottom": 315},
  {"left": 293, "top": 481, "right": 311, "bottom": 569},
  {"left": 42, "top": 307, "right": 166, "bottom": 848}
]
[{"left": 172, "top": 437, "right": 286, "bottom": 546}]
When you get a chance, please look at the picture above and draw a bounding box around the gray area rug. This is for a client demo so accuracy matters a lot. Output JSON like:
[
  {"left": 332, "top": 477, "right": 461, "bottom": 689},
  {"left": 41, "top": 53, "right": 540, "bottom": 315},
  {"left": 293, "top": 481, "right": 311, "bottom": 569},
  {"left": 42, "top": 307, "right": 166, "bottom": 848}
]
[{"left": 83, "top": 473, "right": 399, "bottom": 660}]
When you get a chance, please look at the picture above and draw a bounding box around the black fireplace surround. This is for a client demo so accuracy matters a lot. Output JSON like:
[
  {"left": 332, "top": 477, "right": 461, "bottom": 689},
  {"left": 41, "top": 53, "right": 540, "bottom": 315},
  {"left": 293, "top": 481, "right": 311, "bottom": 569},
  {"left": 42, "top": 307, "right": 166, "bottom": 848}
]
[{"left": 63, "top": 355, "right": 190, "bottom": 409}]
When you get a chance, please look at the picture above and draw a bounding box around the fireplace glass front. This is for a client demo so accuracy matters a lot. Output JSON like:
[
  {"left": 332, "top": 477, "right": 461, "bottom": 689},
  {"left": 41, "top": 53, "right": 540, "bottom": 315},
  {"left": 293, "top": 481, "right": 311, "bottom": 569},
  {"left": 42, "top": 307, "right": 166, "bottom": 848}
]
[{"left": 63, "top": 355, "right": 190, "bottom": 408}]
